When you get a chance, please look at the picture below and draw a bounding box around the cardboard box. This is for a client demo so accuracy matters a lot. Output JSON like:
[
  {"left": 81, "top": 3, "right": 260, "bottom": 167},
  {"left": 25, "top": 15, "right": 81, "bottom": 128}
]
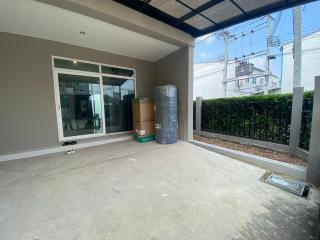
[
  {"left": 132, "top": 98, "right": 154, "bottom": 122},
  {"left": 133, "top": 121, "right": 155, "bottom": 136}
]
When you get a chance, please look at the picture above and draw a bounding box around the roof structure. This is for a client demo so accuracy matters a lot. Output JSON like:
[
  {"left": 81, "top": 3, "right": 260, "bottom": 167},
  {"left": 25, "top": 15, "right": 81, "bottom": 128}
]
[{"left": 114, "top": 0, "right": 317, "bottom": 37}]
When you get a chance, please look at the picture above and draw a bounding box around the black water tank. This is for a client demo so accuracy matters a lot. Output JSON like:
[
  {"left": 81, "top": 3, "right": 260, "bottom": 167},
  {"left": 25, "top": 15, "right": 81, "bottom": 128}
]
[{"left": 154, "top": 85, "right": 177, "bottom": 144}]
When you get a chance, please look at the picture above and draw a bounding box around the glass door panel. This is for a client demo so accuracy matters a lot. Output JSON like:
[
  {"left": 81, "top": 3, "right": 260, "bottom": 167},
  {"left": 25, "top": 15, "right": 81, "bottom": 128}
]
[
  {"left": 58, "top": 73, "right": 103, "bottom": 137},
  {"left": 102, "top": 77, "right": 135, "bottom": 133}
]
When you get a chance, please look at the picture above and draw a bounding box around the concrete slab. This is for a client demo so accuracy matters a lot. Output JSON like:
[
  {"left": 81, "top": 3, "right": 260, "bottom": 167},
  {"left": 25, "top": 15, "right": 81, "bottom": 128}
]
[
  {"left": 190, "top": 140, "right": 307, "bottom": 181},
  {"left": 0, "top": 141, "right": 318, "bottom": 240}
]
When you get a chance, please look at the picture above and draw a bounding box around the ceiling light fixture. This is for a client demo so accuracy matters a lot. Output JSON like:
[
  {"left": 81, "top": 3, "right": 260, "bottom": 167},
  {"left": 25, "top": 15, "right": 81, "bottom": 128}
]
[{"left": 73, "top": 60, "right": 77, "bottom": 64}]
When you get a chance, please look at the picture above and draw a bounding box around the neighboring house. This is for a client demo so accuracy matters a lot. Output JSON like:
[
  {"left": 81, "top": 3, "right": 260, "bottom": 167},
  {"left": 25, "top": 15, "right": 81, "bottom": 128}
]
[
  {"left": 281, "top": 31, "right": 320, "bottom": 93},
  {"left": 194, "top": 60, "right": 280, "bottom": 99}
]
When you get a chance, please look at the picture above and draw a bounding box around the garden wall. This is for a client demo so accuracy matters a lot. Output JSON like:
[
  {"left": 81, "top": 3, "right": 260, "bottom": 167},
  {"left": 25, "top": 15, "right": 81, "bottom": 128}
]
[{"left": 194, "top": 92, "right": 313, "bottom": 150}]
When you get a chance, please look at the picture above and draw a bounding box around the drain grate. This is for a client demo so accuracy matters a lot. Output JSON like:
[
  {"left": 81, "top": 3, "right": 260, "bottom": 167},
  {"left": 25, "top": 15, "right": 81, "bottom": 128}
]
[{"left": 265, "top": 173, "right": 310, "bottom": 197}]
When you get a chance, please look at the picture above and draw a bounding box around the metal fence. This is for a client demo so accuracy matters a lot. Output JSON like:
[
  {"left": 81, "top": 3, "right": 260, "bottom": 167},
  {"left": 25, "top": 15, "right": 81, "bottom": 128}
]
[
  {"left": 299, "top": 93, "right": 314, "bottom": 150},
  {"left": 200, "top": 98, "right": 293, "bottom": 145},
  {"left": 193, "top": 102, "right": 196, "bottom": 130},
  {"left": 194, "top": 93, "right": 314, "bottom": 149}
]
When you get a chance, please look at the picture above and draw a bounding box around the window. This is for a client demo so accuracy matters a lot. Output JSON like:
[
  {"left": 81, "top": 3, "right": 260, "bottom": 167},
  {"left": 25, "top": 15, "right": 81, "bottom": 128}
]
[
  {"left": 52, "top": 57, "right": 136, "bottom": 141},
  {"left": 58, "top": 74, "right": 103, "bottom": 138},
  {"left": 103, "top": 77, "right": 135, "bottom": 133},
  {"left": 252, "top": 78, "right": 256, "bottom": 84},
  {"left": 101, "top": 65, "right": 134, "bottom": 77},
  {"left": 260, "top": 78, "right": 264, "bottom": 86},
  {"left": 54, "top": 58, "right": 99, "bottom": 72}
]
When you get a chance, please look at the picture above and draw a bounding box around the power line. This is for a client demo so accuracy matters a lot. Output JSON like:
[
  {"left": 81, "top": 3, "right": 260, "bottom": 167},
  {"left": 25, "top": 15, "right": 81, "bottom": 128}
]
[
  {"left": 195, "top": 46, "right": 320, "bottom": 73},
  {"left": 274, "top": 25, "right": 320, "bottom": 36},
  {"left": 229, "top": 25, "right": 268, "bottom": 42},
  {"left": 228, "top": 17, "right": 265, "bottom": 34},
  {"left": 225, "top": 27, "right": 320, "bottom": 54},
  {"left": 272, "top": 11, "right": 283, "bottom": 35},
  {"left": 212, "top": 32, "right": 319, "bottom": 63},
  {"left": 227, "top": 45, "right": 320, "bottom": 63}
]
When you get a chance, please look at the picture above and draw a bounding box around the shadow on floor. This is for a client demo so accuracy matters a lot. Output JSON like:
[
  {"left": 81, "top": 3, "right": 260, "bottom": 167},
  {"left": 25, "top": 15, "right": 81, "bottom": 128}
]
[{"left": 232, "top": 196, "right": 319, "bottom": 240}]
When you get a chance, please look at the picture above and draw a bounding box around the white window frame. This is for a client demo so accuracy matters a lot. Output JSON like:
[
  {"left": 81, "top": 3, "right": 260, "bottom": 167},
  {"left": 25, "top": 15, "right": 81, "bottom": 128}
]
[{"left": 52, "top": 56, "right": 136, "bottom": 142}]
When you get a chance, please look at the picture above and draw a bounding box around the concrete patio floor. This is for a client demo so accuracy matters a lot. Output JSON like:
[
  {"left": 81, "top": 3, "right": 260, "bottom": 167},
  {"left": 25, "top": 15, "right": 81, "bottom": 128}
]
[{"left": 0, "top": 140, "right": 319, "bottom": 240}]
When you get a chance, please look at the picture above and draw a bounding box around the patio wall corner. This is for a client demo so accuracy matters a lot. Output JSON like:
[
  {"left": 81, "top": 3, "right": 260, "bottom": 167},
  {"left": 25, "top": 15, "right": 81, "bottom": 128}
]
[{"left": 154, "top": 46, "right": 194, "bottom": 141}]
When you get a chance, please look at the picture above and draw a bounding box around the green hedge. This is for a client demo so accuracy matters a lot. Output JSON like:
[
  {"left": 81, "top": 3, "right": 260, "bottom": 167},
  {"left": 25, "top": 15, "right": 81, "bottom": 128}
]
[
  {"left": 196, "top": 92, "right": 313, "bottom": 149},
  {"left": 299, "top": 91, "right": 313, "bottom": 150},
  {"left": 193, "top": 102, "right": 196, "bottom": 130}
]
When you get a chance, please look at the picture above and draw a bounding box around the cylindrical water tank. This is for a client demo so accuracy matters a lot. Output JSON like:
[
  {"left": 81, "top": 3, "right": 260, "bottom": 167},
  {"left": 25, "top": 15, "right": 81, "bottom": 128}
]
[{"left": 154, "top": 85, "right": 177, "bottom": 144}]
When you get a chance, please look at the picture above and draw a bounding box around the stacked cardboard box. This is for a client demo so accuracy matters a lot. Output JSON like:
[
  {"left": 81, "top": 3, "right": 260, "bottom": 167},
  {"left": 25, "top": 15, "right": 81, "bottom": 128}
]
[{"left": 132, "top": 98, "right": 155, "bottom": 142}]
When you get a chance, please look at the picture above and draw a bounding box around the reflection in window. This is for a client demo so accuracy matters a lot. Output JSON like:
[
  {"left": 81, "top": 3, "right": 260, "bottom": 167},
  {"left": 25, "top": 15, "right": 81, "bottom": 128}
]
[
  {"left": 58, "top": 74, "right": 103, "bottom": 137},
  {"left": 54, "top": 59, "right": 99, "bottom": 72},
  {"left": 103, "top": 77, "right": 135, "bottom": 133},
  {"left": 101, "top": 66, "right": 134, "bottom": 77}
]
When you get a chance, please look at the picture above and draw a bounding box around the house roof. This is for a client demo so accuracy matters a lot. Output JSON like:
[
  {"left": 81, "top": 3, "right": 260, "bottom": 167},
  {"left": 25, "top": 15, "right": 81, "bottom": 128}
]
[{"left": 113, "top": 0, "right": 317, "bottom": 37}]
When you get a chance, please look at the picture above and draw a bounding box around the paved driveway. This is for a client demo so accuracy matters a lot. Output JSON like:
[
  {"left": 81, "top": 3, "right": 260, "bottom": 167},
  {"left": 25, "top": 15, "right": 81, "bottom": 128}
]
[{"left": 0, "top": 141, "right": 318, "bottom": 240}]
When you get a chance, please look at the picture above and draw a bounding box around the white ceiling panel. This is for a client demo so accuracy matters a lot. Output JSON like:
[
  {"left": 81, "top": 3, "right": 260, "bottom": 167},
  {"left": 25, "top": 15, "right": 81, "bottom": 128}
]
[
  {"left": 202, "top": 0, "right": 243, "bottom": 23},
  {"left": 0, "top": 0, "right": 179, "bottom": 62},
  {"left": 185, "top": 15, "right": 213, "bottom": 30},
  {"left": 180, "top": 0, "right": 210, "bottom": 9},
  {"left": 234, "top": 0, "right": 283, "bottom": 13},
  {"left": 149, "top": 0, "right": 191, "bottom": 18}
]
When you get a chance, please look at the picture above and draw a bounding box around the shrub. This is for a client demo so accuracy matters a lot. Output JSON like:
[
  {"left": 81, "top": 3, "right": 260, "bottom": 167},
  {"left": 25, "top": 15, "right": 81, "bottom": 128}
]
[
  {"left": 300, "top": 91, "right": 313, "bottom": 150},
  {"left": 194, "top": 91, "right": 313, "bottom": 149}
]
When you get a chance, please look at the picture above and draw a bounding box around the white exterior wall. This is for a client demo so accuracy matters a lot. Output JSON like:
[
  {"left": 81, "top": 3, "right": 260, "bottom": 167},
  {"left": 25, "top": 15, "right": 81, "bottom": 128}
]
[
  {"left": 281, "top": 32, "right": 320, "bottom": 93},
  {"left": 194, "top": 61, "right": 280, "bottom": 99},
  {"left": 194, "top": 61, "right": 225, "bottom": 99}
]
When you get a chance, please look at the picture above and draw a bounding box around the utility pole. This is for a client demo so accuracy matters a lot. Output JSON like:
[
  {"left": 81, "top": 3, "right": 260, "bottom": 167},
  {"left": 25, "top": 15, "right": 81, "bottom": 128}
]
[
  {"left": 223, "top": 33, "right": 228, "bottom": 98},
  {"left": 218, "top": 30, "right": 232, "bottom": 98},
  {"left": 265, "top": 15, "right": 272, "bottom": 95},
  {"left": 293, "top": 6, "right": 302, "bottom": 87},
  {"left": 288, "top": 6, "right": 303, "bottom": 154}
]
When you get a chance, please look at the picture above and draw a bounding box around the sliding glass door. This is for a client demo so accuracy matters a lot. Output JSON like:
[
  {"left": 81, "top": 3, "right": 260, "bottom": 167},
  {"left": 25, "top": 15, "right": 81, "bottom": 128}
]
[
  {"left": 53, "top": 57, "right": 136, "bottom": 141},
  {"left": 103, "top": 77, "right": 135, "bottom": 133},
  {"left": 58, "top": 73, "right": 103, "bottom": 138}
]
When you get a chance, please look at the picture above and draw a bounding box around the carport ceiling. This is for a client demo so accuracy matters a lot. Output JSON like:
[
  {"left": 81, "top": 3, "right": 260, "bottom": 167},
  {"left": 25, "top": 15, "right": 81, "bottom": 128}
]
[
  {"left": 114, "top": 0, "right": 317, "bottom": 37},
  {"left": 0, "top": 0, "right": 179, "bottom": 62}
]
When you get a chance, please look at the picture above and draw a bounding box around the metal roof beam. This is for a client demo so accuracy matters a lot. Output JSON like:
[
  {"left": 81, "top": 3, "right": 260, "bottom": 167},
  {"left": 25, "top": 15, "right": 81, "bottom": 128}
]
[
  {"left": 229, "top": 0, "right": 249, "bottom": 16},
  {"left": 139, "top": 0, "right": 151, "bottom": 11},
  {"left": 197, "top": 0, "right": 317, "bottom": 37},
  {"left": 114, "top": 0, "right": 202, "bottom": 36},
  {"left": 175, "top": 0, "right": 217, "bottom": 25},
  {"left": 178, "top": 0, "right": 224, "bottom": 22},
  {"left": 113, "top": 0, "right": 318, "bottom": 38}
]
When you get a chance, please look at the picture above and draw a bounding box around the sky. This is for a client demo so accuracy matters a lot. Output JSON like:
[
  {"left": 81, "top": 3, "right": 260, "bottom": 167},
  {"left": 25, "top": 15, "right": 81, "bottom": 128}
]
[{"left": 194, "top": 0, "right": 320, "bottom": 77}]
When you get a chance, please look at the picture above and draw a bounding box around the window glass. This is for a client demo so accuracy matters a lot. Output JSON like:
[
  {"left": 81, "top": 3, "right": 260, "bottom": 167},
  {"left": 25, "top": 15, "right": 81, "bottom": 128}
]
[
  {"left": 102, "top": 65, "right": 134, "bottom": 77},
  {"left": 54, "top": 58, "right": 99, "bottom": 73},
  {"left": 58, "top": 73, "right": 103, "bottom": 137},
  {"left": 102, "top": 77, "right": 135, "bottom": 133}
]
